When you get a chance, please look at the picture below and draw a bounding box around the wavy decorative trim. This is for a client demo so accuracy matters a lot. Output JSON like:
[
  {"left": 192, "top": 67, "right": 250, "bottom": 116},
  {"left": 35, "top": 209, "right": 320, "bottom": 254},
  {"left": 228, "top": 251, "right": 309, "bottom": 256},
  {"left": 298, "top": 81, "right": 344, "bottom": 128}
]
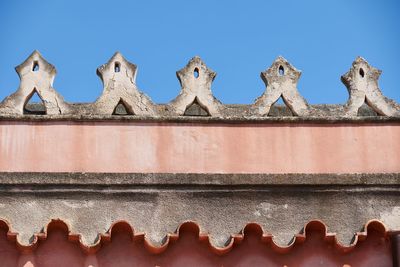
[{"left": 0, "top": 219, "right": 391, "bottom": 255}]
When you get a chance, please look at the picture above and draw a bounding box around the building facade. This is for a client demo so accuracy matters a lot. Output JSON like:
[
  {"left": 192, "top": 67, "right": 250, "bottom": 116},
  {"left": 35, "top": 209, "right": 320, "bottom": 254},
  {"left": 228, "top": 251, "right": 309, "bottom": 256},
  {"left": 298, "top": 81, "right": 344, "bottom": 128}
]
[{"left": 0, "top": 51, "right": 399, "bottom": 266}]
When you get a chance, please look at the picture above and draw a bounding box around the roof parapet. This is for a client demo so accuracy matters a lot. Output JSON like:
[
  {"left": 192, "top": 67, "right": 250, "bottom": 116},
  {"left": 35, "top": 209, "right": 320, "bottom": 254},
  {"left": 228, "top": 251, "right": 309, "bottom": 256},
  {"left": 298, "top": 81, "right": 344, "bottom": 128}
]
[
  {"left": 0, "top": 50, "right": 69, "bottom": 115},
  {"left": 254, "top": 56, "right": 310, "bottom": 116},
  {"left": 341, "top": 56, "right": 400, "bottom": 117},
  {"left": 1, "top": 51, "right": 399, "bottom": 119},
  {"left": 93, "top": 52, "right": 157, "bottom": 116},
  {"left": 169, "top": 56, "right": 222, "bottom": 116}
]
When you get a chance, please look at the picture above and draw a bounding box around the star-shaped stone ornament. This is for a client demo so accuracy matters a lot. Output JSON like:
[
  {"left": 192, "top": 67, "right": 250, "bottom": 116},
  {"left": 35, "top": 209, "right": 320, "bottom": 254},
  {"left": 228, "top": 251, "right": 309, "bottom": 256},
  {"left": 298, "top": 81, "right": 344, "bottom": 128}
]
[
  {"left": 169, "top": 56, "right": 221, "bottom": 116},
  {"left": 94, "top": 52, "right": 156, "bottom": 116},
  {"left": 341, "top": 57, "right": 400, "bottom": 116},
  {"left": 1, "top": 50, "right": 68, "bottom": 115},
  {"left": 254, "top": 56, "right": 309, "bottom": 116}
]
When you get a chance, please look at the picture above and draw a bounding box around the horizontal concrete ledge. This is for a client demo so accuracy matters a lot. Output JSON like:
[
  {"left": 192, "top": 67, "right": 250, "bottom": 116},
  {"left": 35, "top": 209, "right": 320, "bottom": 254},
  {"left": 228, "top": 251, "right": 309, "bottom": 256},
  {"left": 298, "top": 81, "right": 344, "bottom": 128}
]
[
  {"left": 0, "top": 172, "right": 399, "bottom": 186},
  {"left": 1, "top": 114, "right": 400, "bottom": 124},
  {"left": 0, "top": 172, "right": 399, "bottom": 247}
]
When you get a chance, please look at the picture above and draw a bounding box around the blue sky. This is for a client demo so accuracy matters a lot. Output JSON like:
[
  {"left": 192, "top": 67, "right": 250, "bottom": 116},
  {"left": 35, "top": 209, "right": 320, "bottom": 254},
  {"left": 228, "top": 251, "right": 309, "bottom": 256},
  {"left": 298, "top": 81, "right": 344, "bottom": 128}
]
[{"left": 0, "top": 0, "right": 399, "bottom": 104}]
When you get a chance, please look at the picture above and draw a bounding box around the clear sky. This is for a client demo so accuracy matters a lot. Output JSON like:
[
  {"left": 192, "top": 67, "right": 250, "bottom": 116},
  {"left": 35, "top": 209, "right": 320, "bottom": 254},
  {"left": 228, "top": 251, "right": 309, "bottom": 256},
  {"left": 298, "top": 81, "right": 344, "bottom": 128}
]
[{"left": 0, "top": 0, "right": 399, "bottom": 104}]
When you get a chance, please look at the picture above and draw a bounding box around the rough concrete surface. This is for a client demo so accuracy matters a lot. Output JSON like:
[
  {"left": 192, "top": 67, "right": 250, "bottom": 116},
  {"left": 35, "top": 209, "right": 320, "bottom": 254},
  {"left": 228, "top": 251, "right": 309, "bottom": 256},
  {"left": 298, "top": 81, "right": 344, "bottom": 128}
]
[
  {"left": 342, "top": 57, "right": 400, "bottom": 117},
  {"left": 254, "top": 56, "right": 310, "bottom": 116},
  {"left": 0, "top": 51, "right": 69, "bottom": 115},
  {"left": 168, "top": 56, "right": 222, "bottom": 116},
  {"left": 0, "top": 173, "right": 398, "bottom": 248},
  {"left": 1, "top": 51, "right": 399, "bottom": 118},
  {"left": 93, "top": 52, "right": 157, "bottom": 116}
]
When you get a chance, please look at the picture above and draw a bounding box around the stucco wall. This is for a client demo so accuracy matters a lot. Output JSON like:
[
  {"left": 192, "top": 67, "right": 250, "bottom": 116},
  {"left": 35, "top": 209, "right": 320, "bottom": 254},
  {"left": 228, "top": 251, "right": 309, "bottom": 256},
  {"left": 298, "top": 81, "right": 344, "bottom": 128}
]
[{"left": 0, "top": 121, "right": 399, "bottom": 173}]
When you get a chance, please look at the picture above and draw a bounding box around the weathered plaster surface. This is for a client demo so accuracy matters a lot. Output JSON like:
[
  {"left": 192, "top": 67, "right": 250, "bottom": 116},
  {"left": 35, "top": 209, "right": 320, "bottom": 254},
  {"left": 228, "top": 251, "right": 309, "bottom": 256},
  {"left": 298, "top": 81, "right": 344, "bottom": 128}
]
[
  {"left": 0, "top": 51, "right": 69, "bottom": 115},
  {"left": 1, "top": 51, "right": 399, "bottom": 118},
  {"left": 0, "top": 173, "right": 398, "bottom": 248},
  {"left": 342, "top": 57, "right": 400, "bottom": 116},
  {"left": 0, "top": 51, "right": 399, "bottom": 264},
  {"left": 168, "top": 56, "right": 222, "bottom": 116},
  {"left": 254, "top": 56, "right": 310, "bottom": 116},
  {"left": 93, "top": 52, "right": 157, "bottom": 116},
  {"left": 0, "top": 121, "right": 399, "bottom": 173}
]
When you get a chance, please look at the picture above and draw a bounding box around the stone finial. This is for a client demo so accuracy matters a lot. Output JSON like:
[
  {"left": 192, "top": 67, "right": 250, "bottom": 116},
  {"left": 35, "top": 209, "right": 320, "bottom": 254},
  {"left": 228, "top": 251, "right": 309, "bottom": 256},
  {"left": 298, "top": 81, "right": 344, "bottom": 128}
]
[
  {"left": 94, "top": 52, "right": 156, "bottom": 115},
  {"left": 254, "top": 56, "right": 309, "bottom": 116},
  {"left": 341, "top": 57, "right": 400, "bottom": 116},
  {"left": 168, "top": 56, "right": 222, "bottom": 116},
  {"left": 0, "top": 50, "right": 69, "bottom": 115}
]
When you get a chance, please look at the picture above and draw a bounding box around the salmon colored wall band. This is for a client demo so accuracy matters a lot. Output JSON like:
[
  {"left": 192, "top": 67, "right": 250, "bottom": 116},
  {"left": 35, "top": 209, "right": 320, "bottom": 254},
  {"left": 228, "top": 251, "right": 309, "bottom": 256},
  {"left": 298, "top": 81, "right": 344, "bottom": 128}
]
[{"left": 0, "top": 122, "right": 399, "bottom": 174}]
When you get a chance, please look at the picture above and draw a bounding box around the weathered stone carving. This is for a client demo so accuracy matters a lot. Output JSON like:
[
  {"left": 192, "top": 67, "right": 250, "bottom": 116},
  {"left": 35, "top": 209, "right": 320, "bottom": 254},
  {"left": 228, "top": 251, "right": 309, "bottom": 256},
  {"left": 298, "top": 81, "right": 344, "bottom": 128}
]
[
  {"left": 341, "top": 57, "right": 400, "bottom": 117},
  {"left": 93, "top": 52, "right": 157, "bottom": 115},
  {"left": 168, "top": 56, "right": 222, "bottom": 116},
  {"left": 0, "top": 50, "right": 69, "bottom": 115},
  {"left": 254, "top": 56, "right": 309, "bottom": 116},
  {"left": 0, "top": 52, "right": 399, "bottom": 118}
]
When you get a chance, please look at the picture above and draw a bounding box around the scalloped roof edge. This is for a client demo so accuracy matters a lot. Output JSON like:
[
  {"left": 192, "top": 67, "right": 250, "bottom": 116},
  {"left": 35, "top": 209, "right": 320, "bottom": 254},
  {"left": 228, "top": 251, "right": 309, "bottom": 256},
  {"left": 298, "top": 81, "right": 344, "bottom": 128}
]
[{"left": 0, "top": 219, "right": 392, "bottom": 255}]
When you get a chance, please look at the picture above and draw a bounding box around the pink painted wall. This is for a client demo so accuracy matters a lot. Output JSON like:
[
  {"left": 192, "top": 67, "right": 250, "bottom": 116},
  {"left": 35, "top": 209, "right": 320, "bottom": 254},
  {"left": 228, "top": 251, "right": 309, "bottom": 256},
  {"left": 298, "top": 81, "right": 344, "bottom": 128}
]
[{"left": 0, "top": 121, "right": 399, "bottom": 173}]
